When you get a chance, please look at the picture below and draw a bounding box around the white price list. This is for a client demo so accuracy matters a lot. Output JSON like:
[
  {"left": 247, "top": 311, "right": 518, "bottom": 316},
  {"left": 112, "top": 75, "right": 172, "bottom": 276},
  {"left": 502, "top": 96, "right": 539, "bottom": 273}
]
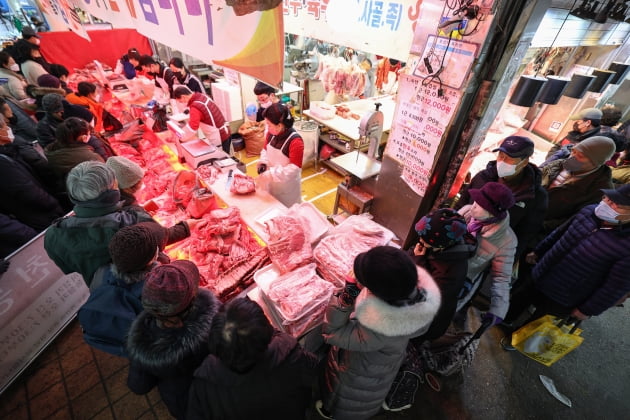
[{"left": 386, "top": 74, "right": 461, "bottom": 196}]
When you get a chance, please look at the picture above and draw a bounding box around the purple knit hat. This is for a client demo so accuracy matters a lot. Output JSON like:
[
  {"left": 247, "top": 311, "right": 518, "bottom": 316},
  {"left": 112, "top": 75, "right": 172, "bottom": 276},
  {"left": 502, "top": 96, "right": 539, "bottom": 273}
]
[{"left": 469, "top": 182, "right": 515, "bottom": 219}]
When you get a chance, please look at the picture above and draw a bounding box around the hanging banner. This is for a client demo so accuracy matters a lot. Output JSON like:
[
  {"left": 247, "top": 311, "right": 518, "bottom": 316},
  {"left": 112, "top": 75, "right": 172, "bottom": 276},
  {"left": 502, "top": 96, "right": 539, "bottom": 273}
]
[
  {"left": 385, "top": 74, "right": 461, "bottom": 196},
  {"left": 283, "top": 0, "right": 423, "bottom": 61},
  {"left": 38, "top": 0, "right": 92, "bottom": 41},
  {"left": 78, "top": 0, "right": 285, "bottom": 87}
]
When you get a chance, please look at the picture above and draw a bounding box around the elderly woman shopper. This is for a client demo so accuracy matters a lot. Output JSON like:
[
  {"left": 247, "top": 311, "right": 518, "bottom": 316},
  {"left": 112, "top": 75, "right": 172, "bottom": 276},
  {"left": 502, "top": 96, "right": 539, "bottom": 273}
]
[
  {"left": 106, "top": 156, "right": 145, "bottom": 207},
  {"left": 44, "top": 161, "right": 199, "bottom": 286},
  {"left": 316, "top": 246, "right": 441, "bottom": 420},
  {"left": 410, "top": 208, "right": 477, "bottom": 341},
  {"left": 256, "top": 103, "right": 304, "bottom": 207},
  {"left": 456, "top": 182, "right": 517, "bottom": 326},
  {"left": 127, "top": 260, "right": 220, "bottom": 420}
]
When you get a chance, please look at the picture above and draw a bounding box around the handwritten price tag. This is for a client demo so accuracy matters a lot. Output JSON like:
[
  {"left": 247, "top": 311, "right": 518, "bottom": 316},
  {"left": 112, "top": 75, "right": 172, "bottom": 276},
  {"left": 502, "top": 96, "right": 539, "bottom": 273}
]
[{"left": 386, "top": 74, "right": 462, "bottom": 195}]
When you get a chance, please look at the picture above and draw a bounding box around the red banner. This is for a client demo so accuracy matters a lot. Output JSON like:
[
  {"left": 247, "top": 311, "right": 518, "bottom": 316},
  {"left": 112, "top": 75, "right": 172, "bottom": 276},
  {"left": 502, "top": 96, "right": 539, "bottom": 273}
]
[{"left": 39, "top": 29, "right": 152, "bottom": 71}]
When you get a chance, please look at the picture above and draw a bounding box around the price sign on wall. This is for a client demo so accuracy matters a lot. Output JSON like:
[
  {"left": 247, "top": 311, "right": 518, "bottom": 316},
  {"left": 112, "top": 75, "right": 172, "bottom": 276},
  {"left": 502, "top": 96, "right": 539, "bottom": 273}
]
[{"left": 385, "top": 74, "right": 461, "bottom": 196}]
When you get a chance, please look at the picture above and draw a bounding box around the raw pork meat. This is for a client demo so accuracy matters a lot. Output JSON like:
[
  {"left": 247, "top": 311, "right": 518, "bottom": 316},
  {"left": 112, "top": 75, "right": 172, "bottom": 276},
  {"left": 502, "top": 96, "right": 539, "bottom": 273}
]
[
  {"left": 265, "top": 216, "right": 312, "bottom": 274},
  {"left": 266, "top": 263, "right": 334, "bottom": 337}
]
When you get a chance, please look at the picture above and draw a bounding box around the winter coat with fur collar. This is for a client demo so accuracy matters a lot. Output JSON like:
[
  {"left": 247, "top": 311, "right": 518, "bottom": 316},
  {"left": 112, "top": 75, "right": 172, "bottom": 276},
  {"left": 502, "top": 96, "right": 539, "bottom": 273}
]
[
  {"left": 126, "top": 289, "right": 220, "bottom": 420},
  {"left": 320, "top": 266, "right": 440, "bottom": 420}
]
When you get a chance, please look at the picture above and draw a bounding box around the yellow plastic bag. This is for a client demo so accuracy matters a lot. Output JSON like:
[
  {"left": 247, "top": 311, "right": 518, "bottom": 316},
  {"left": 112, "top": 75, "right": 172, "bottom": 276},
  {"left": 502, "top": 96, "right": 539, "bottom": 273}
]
[{"left": 511, "top": 315, "right": 584, "bottom": 366}]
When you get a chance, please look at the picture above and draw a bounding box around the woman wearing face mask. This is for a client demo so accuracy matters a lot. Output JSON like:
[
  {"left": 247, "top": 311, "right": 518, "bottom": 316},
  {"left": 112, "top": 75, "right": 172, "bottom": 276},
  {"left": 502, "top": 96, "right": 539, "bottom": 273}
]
[
  {"left": 169, "top": 57, "right": 203, "bottom": 93},
  {"left": 66, "top": 82, "right": 105, "bottom": 133},
  {"left": 456, "top": 182, "right": 517, "bottom": 327},
  {"left": 0, "top": 113, "right": 64, "bottom": 232},
  {"left": 0, "top": 51, "right": 29, "bottom": 100},
  {"left": 253, "top": 81, "right": 279, "bottom": 122},
  {"left": 455, "top": 135, "right": 547, "bottom": 261},
  {"left": 256, "top": 103, "right": 304, "bottom": 207}
]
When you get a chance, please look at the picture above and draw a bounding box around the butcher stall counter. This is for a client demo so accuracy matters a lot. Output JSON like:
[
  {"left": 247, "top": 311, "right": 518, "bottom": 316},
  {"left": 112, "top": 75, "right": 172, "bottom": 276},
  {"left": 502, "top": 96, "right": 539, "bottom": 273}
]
[{"left": 303, "top": 95, "right": 396, "bottom": 142}]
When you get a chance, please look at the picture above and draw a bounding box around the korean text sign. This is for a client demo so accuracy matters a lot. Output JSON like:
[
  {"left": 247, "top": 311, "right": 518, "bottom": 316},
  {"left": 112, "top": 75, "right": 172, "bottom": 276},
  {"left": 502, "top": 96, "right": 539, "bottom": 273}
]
[
  {"left": 0, "top": 234, "right": 89, "bottom": 394},
  {"left": 385, "top": 74, "right": 461, "bottom": 196}
]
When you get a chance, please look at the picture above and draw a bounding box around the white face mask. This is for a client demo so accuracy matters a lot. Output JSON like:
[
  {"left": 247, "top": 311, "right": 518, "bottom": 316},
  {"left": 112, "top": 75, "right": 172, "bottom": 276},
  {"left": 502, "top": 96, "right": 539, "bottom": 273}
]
[
  {"left": 496, "top": 161, "right": 519, "bottom": 178},
  {"left": 260, "top": 100, "right": 273, "bottom": 109},
  {"left": 470, "top": 202, "right": 493, "bottom": 221},
  {"left": 594, "top": 201, "right": 621, "bottom": 224},
  {"left": 9, "top": 63, "right": 19, "bottom": 72}
]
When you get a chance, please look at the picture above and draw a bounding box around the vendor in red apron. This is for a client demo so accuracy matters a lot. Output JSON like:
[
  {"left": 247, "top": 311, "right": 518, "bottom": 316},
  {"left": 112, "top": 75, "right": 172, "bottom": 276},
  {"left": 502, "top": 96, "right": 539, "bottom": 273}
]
[
  {"left": 173, "top": 86, "right": 231, "bottom": 152},
  {"left": 256, "top": 103, "right": 304, "bottom": 207}
]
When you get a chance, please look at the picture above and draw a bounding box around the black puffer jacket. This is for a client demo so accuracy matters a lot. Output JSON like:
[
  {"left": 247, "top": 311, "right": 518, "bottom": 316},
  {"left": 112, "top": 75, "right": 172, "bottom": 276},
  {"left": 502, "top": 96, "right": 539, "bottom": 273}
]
[
  {"left": 0, "top": 144, "right": 63, "bottom": 231},
  {"left": 457, "top": 161, "right": 548, "bottom": 258},
  {"left": 126, "top": 290, "right": 220, "bottom": 420},
  {"left": 187, "top": 331, "right": 317, "bottom": 420}
]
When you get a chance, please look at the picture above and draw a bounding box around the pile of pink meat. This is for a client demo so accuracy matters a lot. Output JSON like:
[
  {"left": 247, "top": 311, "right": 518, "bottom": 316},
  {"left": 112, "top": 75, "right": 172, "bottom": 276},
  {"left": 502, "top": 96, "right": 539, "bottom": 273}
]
[
  {"left": 108, "top": 124, "right": 267, "bottom": 301},
  {"left": 257, "top": 213, "right": 394, "bottom": 337}
]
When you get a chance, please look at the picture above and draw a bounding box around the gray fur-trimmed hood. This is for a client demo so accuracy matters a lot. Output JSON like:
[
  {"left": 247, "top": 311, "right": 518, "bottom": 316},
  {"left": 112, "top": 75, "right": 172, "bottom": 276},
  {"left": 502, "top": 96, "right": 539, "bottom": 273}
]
[
  {"left": 354, "top": 266, "right": 441, "bottom": 337},
  {"left": 126, "top": 289, "right": 220, "bottom": 371}
]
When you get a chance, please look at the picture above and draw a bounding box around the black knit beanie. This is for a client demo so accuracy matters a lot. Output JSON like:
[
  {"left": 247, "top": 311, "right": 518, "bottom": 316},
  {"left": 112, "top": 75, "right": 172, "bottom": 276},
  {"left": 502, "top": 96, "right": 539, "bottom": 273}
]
[
  {"left": 353, "top": 246, "right": 418, "bottom": 303},
  {"left": 109, "top": 222, "right": 167, "bottom": 273}
]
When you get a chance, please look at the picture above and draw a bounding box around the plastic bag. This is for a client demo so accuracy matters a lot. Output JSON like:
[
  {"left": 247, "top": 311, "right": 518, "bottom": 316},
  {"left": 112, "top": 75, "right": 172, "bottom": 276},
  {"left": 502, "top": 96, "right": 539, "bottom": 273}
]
[{"left": 511, "top": 315, "right": 584, "bottom": 366}]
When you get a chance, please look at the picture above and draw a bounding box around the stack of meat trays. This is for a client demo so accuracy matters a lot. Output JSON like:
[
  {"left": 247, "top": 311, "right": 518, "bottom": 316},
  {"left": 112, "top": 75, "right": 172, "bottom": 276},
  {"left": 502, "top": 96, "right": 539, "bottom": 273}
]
[{"left": 254, "top": 263, "right": 334, "bottom": 338}]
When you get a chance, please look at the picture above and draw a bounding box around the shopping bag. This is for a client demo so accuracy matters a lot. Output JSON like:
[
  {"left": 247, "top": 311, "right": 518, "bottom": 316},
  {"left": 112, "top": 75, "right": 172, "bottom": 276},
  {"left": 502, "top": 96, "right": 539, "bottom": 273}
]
[{"left": 511, "top": 315, "right": 584, "bottom": 366}]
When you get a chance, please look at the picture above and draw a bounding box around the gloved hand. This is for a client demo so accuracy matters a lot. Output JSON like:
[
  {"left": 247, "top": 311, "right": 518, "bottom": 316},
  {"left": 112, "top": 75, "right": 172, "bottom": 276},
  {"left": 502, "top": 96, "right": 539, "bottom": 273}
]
[
  {"left": 340, "top": 275, "right": 361, "bottom": 306},
  {"left": 482, "top": 312, "right": 503, "bottom": 327}
]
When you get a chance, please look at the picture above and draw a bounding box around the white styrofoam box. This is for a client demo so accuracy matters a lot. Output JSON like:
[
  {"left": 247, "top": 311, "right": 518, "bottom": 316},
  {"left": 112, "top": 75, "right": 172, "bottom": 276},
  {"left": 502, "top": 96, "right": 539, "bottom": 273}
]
[{"left": 211, "top": 82, "right": 243, "bottom": 122}]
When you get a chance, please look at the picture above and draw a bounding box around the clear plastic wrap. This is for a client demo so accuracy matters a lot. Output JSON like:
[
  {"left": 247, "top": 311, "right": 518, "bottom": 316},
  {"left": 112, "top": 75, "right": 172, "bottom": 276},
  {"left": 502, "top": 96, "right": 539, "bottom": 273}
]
[{"left": 266, "top": 263, "right": 334, "bottom": 337}]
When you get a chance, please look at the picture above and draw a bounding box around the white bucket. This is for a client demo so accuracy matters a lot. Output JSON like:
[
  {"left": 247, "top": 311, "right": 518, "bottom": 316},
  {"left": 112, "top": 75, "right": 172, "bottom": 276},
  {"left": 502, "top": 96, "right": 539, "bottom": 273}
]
[{"left": 294, "top": 120, "right": 320, "bottom": 166}]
